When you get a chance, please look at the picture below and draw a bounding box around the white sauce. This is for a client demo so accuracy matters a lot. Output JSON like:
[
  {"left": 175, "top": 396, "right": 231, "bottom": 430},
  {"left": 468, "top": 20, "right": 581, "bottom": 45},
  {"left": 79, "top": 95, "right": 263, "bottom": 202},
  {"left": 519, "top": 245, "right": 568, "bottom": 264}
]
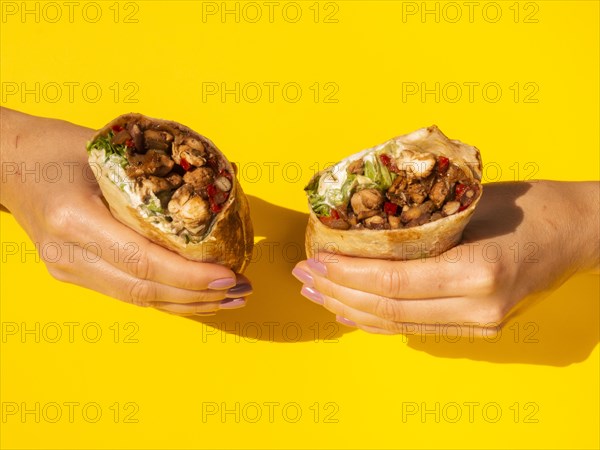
[{"left": 90, "top": 148, "right": 180, "bottom": 236}]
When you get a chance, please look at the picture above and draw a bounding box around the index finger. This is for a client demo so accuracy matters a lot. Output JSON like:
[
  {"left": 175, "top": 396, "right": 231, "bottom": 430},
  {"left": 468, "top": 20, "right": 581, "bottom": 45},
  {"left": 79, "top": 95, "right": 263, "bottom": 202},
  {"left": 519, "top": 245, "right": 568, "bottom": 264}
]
[{"left": 299, "top": 249, "right": 493, "bottom": 299}]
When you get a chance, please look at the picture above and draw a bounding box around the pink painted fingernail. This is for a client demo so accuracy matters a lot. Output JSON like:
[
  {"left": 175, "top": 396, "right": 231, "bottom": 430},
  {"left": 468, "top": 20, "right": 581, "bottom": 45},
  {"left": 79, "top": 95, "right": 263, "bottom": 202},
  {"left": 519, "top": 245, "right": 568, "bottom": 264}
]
[
  {"left": 301, "top": 286, "right": 324, "bottom": 305},
  {"left": 208, "top": 277, "right": 237, "bottom": 289},
  {"left": 336, "top": 316, "right": 357, "bottom": 327},
  {"left": 292, "top": 267, "right": 314, "bottom": 286},
  {"left": 307, "top": 258, "right": 327, "bottom": 276},
  {"left": 226, "top": 283, "right": 253, "bottom": 296},
  {"left": 219, "top": 298, "right": 247, "bottom": 309}
]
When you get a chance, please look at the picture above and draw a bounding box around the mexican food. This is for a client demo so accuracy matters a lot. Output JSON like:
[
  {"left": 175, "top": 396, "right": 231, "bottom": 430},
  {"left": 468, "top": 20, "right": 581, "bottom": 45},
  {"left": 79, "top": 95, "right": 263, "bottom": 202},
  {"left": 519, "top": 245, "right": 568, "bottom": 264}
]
[
  {"left": 87, "top": 113, "right": 253, "bottom": 272},
  {"left": 305, "top": 126, "right": 482, "bottom": 260}
]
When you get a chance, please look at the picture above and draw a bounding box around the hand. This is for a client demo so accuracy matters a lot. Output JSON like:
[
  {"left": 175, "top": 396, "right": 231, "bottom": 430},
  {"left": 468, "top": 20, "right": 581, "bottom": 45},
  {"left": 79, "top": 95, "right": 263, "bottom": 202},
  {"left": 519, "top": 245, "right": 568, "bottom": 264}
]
[
  {"left": 0, "top": 108, "right": 252, "bottom": 316},
  {"left": 293, "top": 181, "right": 599, "bottom": 335}
]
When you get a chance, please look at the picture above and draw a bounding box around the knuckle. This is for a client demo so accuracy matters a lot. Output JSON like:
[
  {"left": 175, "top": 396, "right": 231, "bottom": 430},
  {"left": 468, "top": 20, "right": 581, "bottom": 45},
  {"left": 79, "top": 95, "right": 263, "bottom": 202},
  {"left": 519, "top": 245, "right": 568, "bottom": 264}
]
[
  {"left": 477, "top": 302, "right": 509, "bottom": 326},
  {"left": 375, "top": 266, "right": 407, "bottom": 297},
  {"left": 476, "top": 263, "right": 501, "bottom": 295},
  {"left": 374, "top": 297, "right": 404, "bottom": 322},
  {"left": 128, "top": 279, "right": 155, "bottom": 306},
  {"left": 127, "top": 246, "right": 152, "bottom": 280},
  {"left": 45, "top": 205, "right": 78, "bottom": 236},
  {"left": 382, "top": 318, "right": 408, "bottom": 334}
]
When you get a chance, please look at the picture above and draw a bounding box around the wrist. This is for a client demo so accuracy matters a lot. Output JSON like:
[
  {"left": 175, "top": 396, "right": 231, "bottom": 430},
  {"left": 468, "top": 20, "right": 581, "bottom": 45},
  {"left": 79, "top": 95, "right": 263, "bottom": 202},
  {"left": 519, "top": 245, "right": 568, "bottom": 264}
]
[
  {"left": 0, "top": 108, "right": 27, "bottom": 210},
  {"left": 570, "top": 181, "right": 600, "bottom": 273}
]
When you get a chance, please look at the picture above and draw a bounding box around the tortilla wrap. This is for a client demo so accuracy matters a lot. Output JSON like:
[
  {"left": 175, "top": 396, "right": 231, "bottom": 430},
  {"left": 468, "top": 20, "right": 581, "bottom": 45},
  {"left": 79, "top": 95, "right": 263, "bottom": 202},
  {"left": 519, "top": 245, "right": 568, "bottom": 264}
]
[
  {"left": 305, "top": 126, "right": 482, "bottom": 260},
  {"left": 88, "top": 113, "right": 253, "bottom": 272}
]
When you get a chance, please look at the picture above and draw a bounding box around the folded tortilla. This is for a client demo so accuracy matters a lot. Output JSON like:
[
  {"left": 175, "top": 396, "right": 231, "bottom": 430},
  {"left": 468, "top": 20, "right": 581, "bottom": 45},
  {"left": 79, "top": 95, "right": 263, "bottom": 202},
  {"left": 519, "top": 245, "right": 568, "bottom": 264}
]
[
  {"left": 305, "top": 126, "right": 482, "bottom": 260},
  {"left": 87, "top": 113, "right": 253, "bottom": 272}
]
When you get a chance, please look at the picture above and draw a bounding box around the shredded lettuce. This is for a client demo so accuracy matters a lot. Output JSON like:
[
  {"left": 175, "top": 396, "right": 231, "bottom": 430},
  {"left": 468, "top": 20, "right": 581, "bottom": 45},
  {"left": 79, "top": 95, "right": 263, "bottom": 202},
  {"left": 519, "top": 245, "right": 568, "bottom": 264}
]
[
  {"left": 305, "top": 176, "right": 331, "bottom": 216},
  {"left": 305, "top": 151, "right": 398, "bottom": 216},
  {"left": 146, "top": 202, "right": 164, "bottom": 214},
  {"left": 87, "top": 131, "right": 129, "bottom": 166},
  {"left": 364, "top": 154, "right": 395, "bottom": 190}
]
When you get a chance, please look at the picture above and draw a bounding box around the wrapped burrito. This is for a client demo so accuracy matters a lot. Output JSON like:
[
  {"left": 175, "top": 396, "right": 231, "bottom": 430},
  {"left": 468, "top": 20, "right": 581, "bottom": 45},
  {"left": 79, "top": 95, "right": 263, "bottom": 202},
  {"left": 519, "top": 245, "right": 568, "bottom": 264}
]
[
  {"left": 305, "top": 126, "right": 482, "bottom": 260},
  {"left": 87, "top": 113, "right": 253, "bottom": 272}
]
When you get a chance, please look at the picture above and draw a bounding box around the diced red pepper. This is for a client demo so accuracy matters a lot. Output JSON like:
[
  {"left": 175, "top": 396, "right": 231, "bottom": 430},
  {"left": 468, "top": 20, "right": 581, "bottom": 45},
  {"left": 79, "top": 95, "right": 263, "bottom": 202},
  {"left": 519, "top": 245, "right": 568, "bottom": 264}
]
[
  {"left": 209, "top": 190, "right": 229, "bottom": 213},
  {"left": 319, "top": 216, "right": 333, "bottom": 226},
  {"left": 206, "top": 183, "right": 217, "bottom": 197},
  {"left": 379, "top": 153, "right": 399, "bottom": 173},
  {"left": 180, "top": 158, "right": 191, "bottom": 171},
  {"left": 111, "top": 125, "right": 124, "bottom": 133},
  {"left": 384, "top": 202, "right": 398, "bottom": 216},
  {"left": 125, "top": 139, "right": 135, "bottom": 149},
  {"left": 219, "top": 169, "right": 232, "bottom": 180},
  {"left": 214, "top": 191, "right": 229, "bottom": 204},
  {"left": 437, "top": 156, "right": 449, "bottom": 175},
  {"left": 319, "top": 216, "right": 340, "bottom": 227},
  {"left": 330, "top": 209, "right": 340, "bottom": 220},
  {"left": 454, "top": 183, "right": 468, "bottom": 199}
]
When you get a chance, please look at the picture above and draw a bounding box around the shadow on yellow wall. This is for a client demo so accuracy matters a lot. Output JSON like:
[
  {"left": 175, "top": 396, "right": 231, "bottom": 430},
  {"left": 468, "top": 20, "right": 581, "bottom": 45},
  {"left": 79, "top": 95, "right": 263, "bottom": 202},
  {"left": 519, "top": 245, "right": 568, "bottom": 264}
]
[
  {"left": 194, "top": 194, "right": 599, "bottom": 366},
  {"left": 406, "top": 274, "right": 599, "bottom": 367},
  {"left": 193, "top": 195, "right": 352, "bottom": 342}
]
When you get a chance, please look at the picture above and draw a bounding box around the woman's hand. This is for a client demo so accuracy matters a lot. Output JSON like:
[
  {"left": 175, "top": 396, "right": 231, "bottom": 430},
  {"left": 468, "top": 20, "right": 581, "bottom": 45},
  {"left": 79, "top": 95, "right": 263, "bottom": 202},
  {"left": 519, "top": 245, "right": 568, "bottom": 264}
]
[
  {"left": 293, "top": 181, "right": 599, "bottom": 335},
  {"left": 0, "top": 108, "right": 252, "bottom": 316}
]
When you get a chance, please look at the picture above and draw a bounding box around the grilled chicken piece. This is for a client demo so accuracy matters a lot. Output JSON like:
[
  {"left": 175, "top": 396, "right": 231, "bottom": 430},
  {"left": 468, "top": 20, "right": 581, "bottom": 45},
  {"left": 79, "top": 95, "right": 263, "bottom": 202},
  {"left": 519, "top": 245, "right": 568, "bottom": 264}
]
[
  {"left": 407, "top": 182, "right": 427, "bottom": 204},
  {"left": 364, "top": 215, "right": 386, "bottom": 229},
  {"left": 135, "top": 173, "right": 183, "bottom": 199},
  {"left": 127, "top": 123, "right": 144, "bottom": 152},
  {"left": 168, "top": 185, "right": 211, "bottom": 233},
  {"left": 172, "top": 137, "right": 207, "bottom": 167},
  {"left": 442, "top": 201, "right": 461, "bottom": 216},
  {"left": 351, "top": 189, "right": 384, "bottom": 220},
  {"left": 400, "top": 205, "right": 422, "bottom": 223},
  {"left": 387, "top": 175, "right": 409, "bottom": 206},
  {"left": 126, "top": 149, "right": 175, "bottom": 178},
  {"left": 111, "top": 129, "right": 131, "bottom": 145},
  {"left": 183, "top": 167, "right": 214, "bottom": 193},
  {"left": 429, "top": 179, "right": 450, "bottom": 207},
  {"left": 347, "top": 159, "right": 364, "bottom": 175},
  {"left": 395, "top": 150, "right": 436, "bottom": 180},
  {"left": 143, "top": 129, "right": 173, "bottom": 151},
  {"left": 388, "top": 215, "right": 402, "bottom": 229}
]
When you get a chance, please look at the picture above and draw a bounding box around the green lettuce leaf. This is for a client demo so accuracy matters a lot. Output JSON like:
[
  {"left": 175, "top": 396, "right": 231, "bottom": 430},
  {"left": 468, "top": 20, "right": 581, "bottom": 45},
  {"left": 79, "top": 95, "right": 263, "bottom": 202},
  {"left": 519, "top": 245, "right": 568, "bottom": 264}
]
[
  {"left": 304, "top": 151, "right": 397, "bottom": 217},
  {"left": 363, "top": 154, "right": 395, "bottom": 190},
  {"left": 87, "top": 131, "right": 129, "bottom": 166}
]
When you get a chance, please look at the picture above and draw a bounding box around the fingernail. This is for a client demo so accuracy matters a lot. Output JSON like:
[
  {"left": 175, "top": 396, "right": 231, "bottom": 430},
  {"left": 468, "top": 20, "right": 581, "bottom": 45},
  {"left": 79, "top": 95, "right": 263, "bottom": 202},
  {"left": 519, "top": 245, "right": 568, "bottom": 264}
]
[
  {"left": 307, "top": 258, "right": 327, "bottom": 276},
  {"left": 226, "top": 283, "right": 253, "bottom": 296},
  {"left": 292, "top": 267, "right": 314, "bottom": 286},
  {"left": 336, "top": 316, "right": 357, "bottom": 327},
  {"left": 301, "top": 286, "right": 324, "bottom": 305},
  {"left": 208, "top": 277, "right": 237, "bottom": 289},
  {"left": 219, "top": 298, "right": 247, "bottom": 309}
]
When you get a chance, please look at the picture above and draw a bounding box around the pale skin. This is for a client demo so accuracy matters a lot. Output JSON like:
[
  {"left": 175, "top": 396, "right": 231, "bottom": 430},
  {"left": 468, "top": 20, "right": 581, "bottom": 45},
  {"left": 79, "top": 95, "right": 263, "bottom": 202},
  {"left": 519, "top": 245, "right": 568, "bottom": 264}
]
[
  {"left": 293, "top": 181, "right": 600, "bottom": 335},
  {"left": 2, "top": 108, "right": 598, "bottom": 329},
  {"left": 0, "top": 108, "right": 252, "bottom": 316}
]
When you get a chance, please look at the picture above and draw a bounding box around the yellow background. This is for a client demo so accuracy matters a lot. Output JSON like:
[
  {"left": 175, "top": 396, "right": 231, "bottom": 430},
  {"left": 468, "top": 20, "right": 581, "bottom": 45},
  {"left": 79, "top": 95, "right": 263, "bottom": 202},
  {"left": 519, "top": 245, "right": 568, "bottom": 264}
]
[{"left": 1, "top": 1, "right": 599, "bottom": 448}]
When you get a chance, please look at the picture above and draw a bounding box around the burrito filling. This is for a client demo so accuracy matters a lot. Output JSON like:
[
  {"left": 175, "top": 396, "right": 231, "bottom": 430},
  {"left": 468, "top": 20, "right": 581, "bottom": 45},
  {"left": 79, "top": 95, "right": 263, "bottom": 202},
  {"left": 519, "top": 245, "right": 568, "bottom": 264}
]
[
  {"left": 305, "top": 144, "right": 481, "bottom": 230},
  {"left": 87, "top": 119, "right": 232, "bottom": 243}
]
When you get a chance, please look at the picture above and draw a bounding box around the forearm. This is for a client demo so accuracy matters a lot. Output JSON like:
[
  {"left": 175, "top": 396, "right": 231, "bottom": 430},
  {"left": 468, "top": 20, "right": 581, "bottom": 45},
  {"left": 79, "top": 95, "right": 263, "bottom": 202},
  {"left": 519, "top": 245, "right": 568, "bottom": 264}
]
[
  {"left": 568, "top": 180, "right": 600, "bottom": 273},
  {"left": 519, "top": 180, "right": 600, "bottom": 278},
  {"left": 0, "top": 107, "right": 92, "bottom": 211},
  {"left": 0, "top": 107, "right": 26, "bottom": 208}
]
